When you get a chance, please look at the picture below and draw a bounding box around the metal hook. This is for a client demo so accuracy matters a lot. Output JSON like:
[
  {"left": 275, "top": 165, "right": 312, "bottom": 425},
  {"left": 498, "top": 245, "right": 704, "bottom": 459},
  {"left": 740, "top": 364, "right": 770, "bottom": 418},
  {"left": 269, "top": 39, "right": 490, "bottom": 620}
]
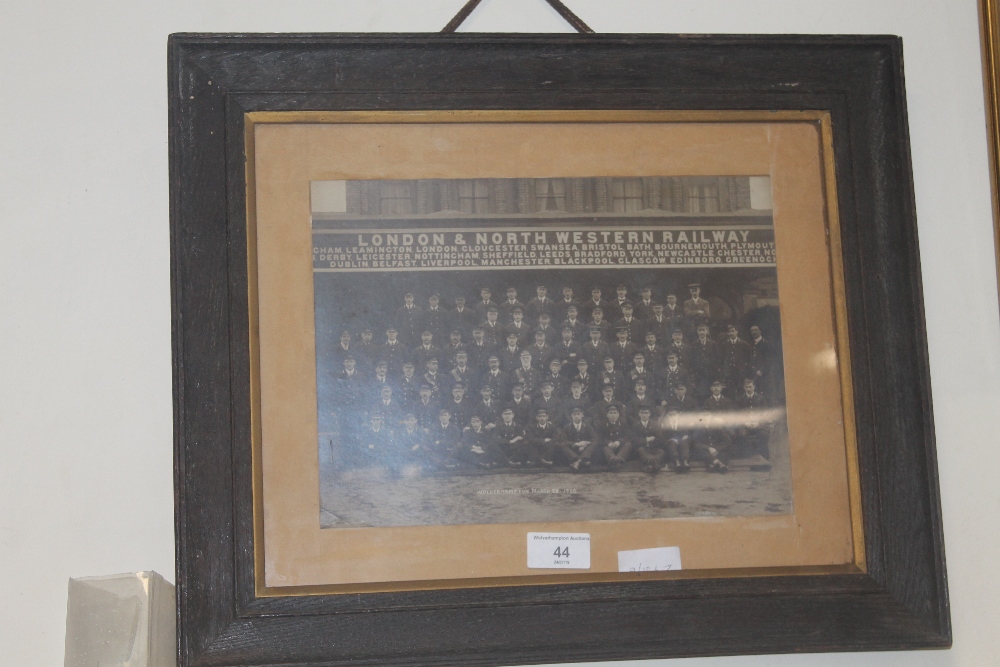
[{"left": 441, "top": 0, "right": 594, "bottom": 33}]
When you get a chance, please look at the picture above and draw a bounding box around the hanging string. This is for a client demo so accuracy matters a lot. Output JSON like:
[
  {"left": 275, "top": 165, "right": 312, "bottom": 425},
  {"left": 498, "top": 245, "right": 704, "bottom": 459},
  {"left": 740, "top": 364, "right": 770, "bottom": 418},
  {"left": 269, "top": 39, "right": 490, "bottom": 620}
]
[{"left": 441, "top": 0, "right": 594, "bottom": 33}]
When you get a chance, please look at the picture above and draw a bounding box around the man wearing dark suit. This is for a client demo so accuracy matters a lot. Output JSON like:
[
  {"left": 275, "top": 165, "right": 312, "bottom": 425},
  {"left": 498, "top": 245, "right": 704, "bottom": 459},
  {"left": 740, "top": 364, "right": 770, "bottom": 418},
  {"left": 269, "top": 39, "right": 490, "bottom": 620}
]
[
  {"left": 553, "top": 286, "right": 580, "bottom": 323},
  {"left": 661, "top": 294, "right": 684, "bottom": 333},
  {"left": 586, "top": 308, "right": 614, "bottom": 344},
  {"left": 691, "top": 409, "right": 731, "bottom": 472},
  {"left": 632, "top": 406, "right": 665, "bottom": 473},
  {"left": 472, "top": 385, "right": 502, "bottom": 430},
  {"left": 667, "top": 383, "right": 699, "bottom": 414},
  {"left": 572, "top": 358, "right": 597, "bottom": 402},
  {"left": 395, "top": 362, "right": 421, "bottom": 408},
  {"left": 613, "top": 302, "right": 645, "bottom": 344},
  {"left": 562, "top": 380, "right": 592, "bottom": 426},
  {"left": 422, "top": 294, "right": 449, "bottom": 344},
  {"left": 369, "top": 385, "right": 402, "bottom": 429},
  {"left": 688, "top": 323, "right": 720, "bottom": 400},
  {"left": 749, "top": 325, "right": 776, "bottom": 398},
  {"left": 703, "top": 379, "right": 734, "bottom": 413},
  {"left": 533, "top": 313, "right": 559, "bottom": 346},
  {"left": 445, "top": 383, "right": 474, "bottom": 430},
  {"left": 494, "top": 407, "right": 532, "bottom": 465},
  {"left": 355, "top": 328, "right": 379, "bottom": 374},
  {"left": 448, "top": 350, "right": 476, "bottom": 393},
  {"left": 735, "top": 378, "right": 771, "bottom": 459},
  {"left": 581, "top": 326, "right": 610, "bottom": 369},
  {"left": 472, "top": 287, "right": 497, "bottom": 321},
  {"left": 527, "top": 330, "right": 555, "bottom": 371},
  {"left": 609, "top": 327, "right": 639, "bottom": 372},
  {"left": 560, "top": 305, "right": 587, "bottom": 342},
  {"left": 683, "top": 283, "right": 711, "bottom": 328},
  {"left": 395, "top": 292, "right": 423, "bottom": 347},
  {"left": 511, "top": 350, "right": 541, "bottom": 397},
  {"left": 580, "top": 287, "right": 609, "bottom": 322},
  {"left": 428, "top": 408, "right": 462, "bottom": 469},
  {"left": 412, "top": 331, "right": 441, "bottom": 373},
  {"left": 334, "top": 356, "right": 365, "bottom": 434},
  {"left": 479, "top": 355, "right": 509, "bottom": 402},
  {"left": 598, "top": 356, "right": 627, "bottom": 400},
  {"left": 498, "top": 332, "right": 523, "bottom": 373},
  {"left": 590, "top": 385, "right": 626, "bottom": 427},
  {"left": 543, "top": 357, "right": 570, "bottom": 398},
  {"left": 378, "top": 327, "right": 408, "bottom": 374},
  {"left": 465, "top": 327, "right": 496, "bottom": 372},
  {"left": 721, "top": 324, "right": 753, "bottom": 398},
  {"left": 533, "top": 381, "right": 564, "bottom": 426},
  {"left": 395, "top": 413, "right": 429, "bottom": 470},
  {"left": 627, "top": 379, "right": 657, "bottom": 423},
  {"left": 413, "top": 384, "right": 441, "bottom": 429},
  {"left": 449, "top": 295, "right": 478, "bottom": 339},
  {"left": 661, "top": 406, "right": 692, "bottom": 471},
  {"left": 598, "top": 404, "right": 632, "bottom": 470},
  {"left": 640, "top": 332, "right": 667, "bottom": 375},
  {"left": 505, "top": 383, "right": 534, "bottom": 426},
  {"left": 498, "top": 286, "right": 525, "bottom": 325},
  {"left": 526, "top": 285, "right": 555, "bottom": 323},
  {"left": 644, "top": 303, "right": 672, "bottom": 345},
  {"left": 504, "top": 307, "right": 534, "bottom": 347},
  {"left": 332, "top": 330, "right": 355, "bottom": 373},
  {"left": 480, "top": 307, "right": 504, "bottom": 347},
  {"left": 561, "top": 407, "right": 600, "bottom": 470},
  {"left": 353, "top": 414, "right": 393, "bottom": 470},
  {"left": 554, "top": 326, "right": 581, "bottom": 369},
  {"left": 455, "top": 416, "right": 506, "bottom": 469},
  {"left": 606, "top": 284, "right": 630, "bottom": 322},
  {"left": 441, "top": 331, "right": 467, "bottom": 370},
  {"left": 633, "top": 287, "right": 658, "bottom": 321},
  {"left": 526, "top": 408, "right": 563, "bottom": 466},
  {"left": 366, "top": 360, "right": 393, "bottom": 403},
  {"left": 660, "top": 352, "right": 691, "bottom": 398},
  {"left": 627, "top": 352, "right": 657, "bottom": 402}
]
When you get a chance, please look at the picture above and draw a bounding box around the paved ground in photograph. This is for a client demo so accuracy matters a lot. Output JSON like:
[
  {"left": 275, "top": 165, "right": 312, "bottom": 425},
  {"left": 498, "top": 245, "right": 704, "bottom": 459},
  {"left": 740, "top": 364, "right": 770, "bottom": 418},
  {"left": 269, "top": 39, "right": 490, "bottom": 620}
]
[{"left": 319, "top": 428, "right": 792, "bottom": 528}]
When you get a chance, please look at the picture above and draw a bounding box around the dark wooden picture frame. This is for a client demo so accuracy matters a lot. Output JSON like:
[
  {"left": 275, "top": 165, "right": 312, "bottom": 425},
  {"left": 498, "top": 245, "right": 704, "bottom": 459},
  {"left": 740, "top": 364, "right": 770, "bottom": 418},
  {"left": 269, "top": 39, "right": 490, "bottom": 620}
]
[{"left": 169, "top": 34, "right": 950, "bottom": 666}]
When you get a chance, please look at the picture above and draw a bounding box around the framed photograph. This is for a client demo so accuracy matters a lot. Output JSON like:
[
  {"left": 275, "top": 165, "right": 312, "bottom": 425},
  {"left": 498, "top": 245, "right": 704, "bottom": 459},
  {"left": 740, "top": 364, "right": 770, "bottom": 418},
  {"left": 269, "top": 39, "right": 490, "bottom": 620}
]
[
  {"left": 980, "top": 0, "right": 1000, "bottom": 297},
  {"left": 169, "top": 34, "right": 950, "bottom": 666}
]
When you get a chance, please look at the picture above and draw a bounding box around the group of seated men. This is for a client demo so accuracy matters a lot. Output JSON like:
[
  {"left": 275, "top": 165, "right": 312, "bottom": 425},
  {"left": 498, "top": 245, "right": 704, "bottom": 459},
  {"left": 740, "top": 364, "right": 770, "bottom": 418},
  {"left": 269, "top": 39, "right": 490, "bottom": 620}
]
[{"left": 331, "top": 283, "right": 778, "bottom": 475}]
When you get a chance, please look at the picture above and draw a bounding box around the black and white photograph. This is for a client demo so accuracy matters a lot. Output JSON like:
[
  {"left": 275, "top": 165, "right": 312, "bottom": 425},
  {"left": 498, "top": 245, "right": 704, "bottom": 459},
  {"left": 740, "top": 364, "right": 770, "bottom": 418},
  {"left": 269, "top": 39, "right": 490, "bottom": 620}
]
[{"left": 312, "top": 176, "right": 792, "bottom": 528}]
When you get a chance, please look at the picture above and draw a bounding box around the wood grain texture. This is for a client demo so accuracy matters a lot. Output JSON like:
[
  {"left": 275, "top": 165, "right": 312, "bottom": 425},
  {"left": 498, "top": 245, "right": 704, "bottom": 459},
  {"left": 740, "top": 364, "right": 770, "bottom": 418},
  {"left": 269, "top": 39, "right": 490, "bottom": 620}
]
[{"left": 168, "top": 34, "right": 950, "bottom": 666}]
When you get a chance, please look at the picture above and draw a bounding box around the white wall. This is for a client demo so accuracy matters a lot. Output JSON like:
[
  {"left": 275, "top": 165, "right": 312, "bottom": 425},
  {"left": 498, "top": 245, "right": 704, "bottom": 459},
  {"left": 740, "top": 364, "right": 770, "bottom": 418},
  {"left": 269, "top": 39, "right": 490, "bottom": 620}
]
[{"left": 0, "top": 0, "right": 994, "bottom": 664}]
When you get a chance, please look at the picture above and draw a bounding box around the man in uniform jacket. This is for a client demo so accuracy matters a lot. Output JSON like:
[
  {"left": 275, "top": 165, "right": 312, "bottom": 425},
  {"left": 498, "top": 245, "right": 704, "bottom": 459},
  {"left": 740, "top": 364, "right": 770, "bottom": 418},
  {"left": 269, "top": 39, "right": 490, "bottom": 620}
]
[
  {"left": 428, "top": 408, "right": 462, "bottom": 469},
  {"left": 661, "top": 294, "right": 684, "bottom": 334},
  {"left": 628, "top": 352, "right": 657, "bottom": 401},
  {"left": 422, "top": 358, "right": 445, "bottom": 400},
  {"left": 378, "top": 327, "right": 408, "bottom": 373},
  {"left": 494, "top": 407, "right": 532, "bottom": 465},
  {"left": 505, "top": 383, "right": 534, "bottom": 426},
  {"left": 441, "top": 331, "right": 467, "bottom": 370},
  {"left": 527, "top": 330, "right": 555, "bottom": 371},
  {"left": 412, "top": 331, "right": 442, "bottom": 373},
  {"left": 543, "top": 358, "right": 570, "bottom": 398},
  {"left": 512, "top": 350, "right": 541, "bottom": 397},
  {"left": 366, "top": 360, "right": 393, "bottom": 403},
  {"left": 749, "top": 324, "right": 775, "bottom": 397},
  {"left": 609, "top": 326, "right": 639, "bottom": 372},
  {"left": 526, "top": 285, "right": 555, "bottom": 323},
  {"left": 395, "top": 292, "right": 423, "bottom": 347},
  {"left": 598, "top": 405, "right": 632, "bottom": 470},
  {"left": 644, "top": 302, "right": 673, "bottom": 344},
  {"left": 354, "top": 414, "right": 393, "bottom": 470},
  {"left": 533, "top": 381, "right": 564, "bottom": 426},
  {"left": 448, "top": 350, "right": 476, "bottom": 393},
  {"left": 691, "top": 409, "right": 731, "bottom": 472},
  {"left": 560, "top": 304, "right": 587, "bottom": 342},
  {"left": 572, "top": 358, "right": 597, "bottom": 402},
  {"left": 633, "top": 287, "right": 658, "bottom": 322},
  {"left": 413, "top": 384, "right": 441, "bottom": 429},
  {"left": 640, "top": 331, "right": 667, "bottom": 375},
  {"left": 614, "top": 302, "right": 644, "bottom": 344},
  {"left": 580, "top": 287, "right": 608, "bottom": 322},
  {"left": 607, "top": 284, "right": 631, "bottom": 322},
  {"left": 445, "top": 383, "right": 474, "bottom": 430},
  {"left": 455, "top": 415, "right": 506, "bottom": 469},
  {"left": 472, "top": 385, "right": 502, "bottom": 430},
  {"left": 668, "top": 329, "right": 690, "bottom": 368},
  {"left": 598, "top": 356, "right": 628, "bottom": 400},
  {"left": 735, "top": 378, "right": 770, "bottom": 459},
  {"left": 465, "top": 327, "right": 496, "bottom": 372},
  {"left": 472, "top": 287, "right": 497, "bottom": 321},
  {"left": 627, "top": 379, "right": 658, "bottom": 422},
  {"left": 504, "top": 307, "right": 534, "bottom": 347},
  {"left": 479, "top": 355, "right": 509, "bottom": 402},
  {"left": 667, "top": 383, "right": 699, "bottom": 414},
  {"left": 554, "top": 327, "right": 581, "bottom": 369},
  {"left": 369, "top": 385, "right": 402, "bottom": 429},
  {"left": 480, "top": 307, "right": 504, "bottom": 347},
  {"left": 334, "top": 356, "right": 365, "bottom": 421},
  {"left": 683, "top": 284, "right": 711, "bottom": 328},
  {"left": 534, "top": 313, "right": 559, "bottom": 346},
  {"left": 394, "top": 362, "right": 421, "bottom": 408},
  {"left": 395, "top": 413, "right": 429, "bottom": 470},
  {"left": 355, "top": 328, "right": 379, "bottom": 373},
  {"left": 449, "top": 295, "right": 478, "bottom": 339},
  {"left": 632, "top": 406, "right": 666, "bottom": 473},
  {"left": 703, "top": 380, "right": 734, "bottom": 413},
  {"left": 561, "top": 407, "right": 600, "bottom": 470},
  {"left": 661, "top": 406, "right": 692, "bottom": 471},
  {"left": 498, "top": 287, "right": 525, "bottom": 325},
  {"left": 590, "top": 385, "right": 626, "bottom": 427},
  {"left": 498, "top": 332, "right": 523, "bottom": 373},
  {"left": 332, "top": 331, "right": 355, "bottom": 374},
  {"left": 721, "top": 324, "right": 753, "bottom": 397},
  {"left": 525, "top": 409, "right": 563, "bottom": 466},
  {"left": 660, "top": 352, "right": 691, "bottom": 399},
  {"left": 581, "top": 327, "right": 611, "bottom": 369},
  {"left": 586, "top": 307, "right": 614, "bottom": 344},
  {"left": 421, "top": 293, "right": 450, "bottom": 344},
  {"left": 553, "top": 286, "right": 580, "bottom": 323},
  {"left": 562, "top": 380, "right": 592, "bottom": 426},
  {"left": 687, "top": 323, "right": 721, "bottom": 400}
]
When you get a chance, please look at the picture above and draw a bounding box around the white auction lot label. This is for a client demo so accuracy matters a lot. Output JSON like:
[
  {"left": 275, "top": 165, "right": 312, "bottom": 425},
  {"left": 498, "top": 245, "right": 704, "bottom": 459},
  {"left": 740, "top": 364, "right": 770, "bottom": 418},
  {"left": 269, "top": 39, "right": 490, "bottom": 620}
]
[{"left": 527, "top": 532, "right": 591, "bottom": 569}]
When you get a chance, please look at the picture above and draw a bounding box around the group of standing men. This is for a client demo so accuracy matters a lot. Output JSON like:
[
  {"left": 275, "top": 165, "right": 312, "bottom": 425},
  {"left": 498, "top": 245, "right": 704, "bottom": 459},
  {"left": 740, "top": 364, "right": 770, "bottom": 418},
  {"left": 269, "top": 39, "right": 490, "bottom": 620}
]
[{"left": 331, "top": 282, "right": 780, "bottom": 475}]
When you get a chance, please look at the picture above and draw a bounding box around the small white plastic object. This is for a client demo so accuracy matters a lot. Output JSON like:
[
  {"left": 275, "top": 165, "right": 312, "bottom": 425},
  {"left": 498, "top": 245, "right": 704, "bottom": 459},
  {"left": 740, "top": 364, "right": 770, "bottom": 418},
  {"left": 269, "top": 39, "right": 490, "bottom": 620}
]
[{"left": 64, "top": 571, "right": 175, "bottom": 667}]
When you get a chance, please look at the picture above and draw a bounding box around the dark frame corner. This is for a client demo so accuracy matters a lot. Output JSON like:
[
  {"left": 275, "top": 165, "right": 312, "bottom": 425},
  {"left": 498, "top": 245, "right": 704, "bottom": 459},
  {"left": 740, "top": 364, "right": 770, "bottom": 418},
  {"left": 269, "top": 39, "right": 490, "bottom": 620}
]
[{"left": 169, "top": 33, "right": 950, "bottom": 667}]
